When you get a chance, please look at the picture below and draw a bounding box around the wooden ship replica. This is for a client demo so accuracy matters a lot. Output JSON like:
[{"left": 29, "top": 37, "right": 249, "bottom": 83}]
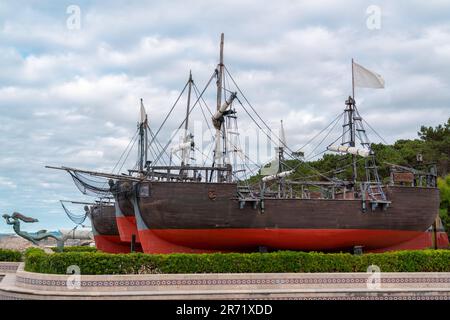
[
  {"left": 50, "top": 34, "right": 449, "bottom": 254},
  {"left": 60, "top": 200, "right": 142, "bottom": 253}
]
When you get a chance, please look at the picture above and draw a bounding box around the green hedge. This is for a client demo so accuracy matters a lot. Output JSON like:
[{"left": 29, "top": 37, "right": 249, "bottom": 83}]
[
  {"left": 50, "top": 246, "right": 97, "bottom": 253},
  {"left": 23, "top": 249, "right": 450, "bottom": 275},
  {"left": 0, "top": 249, "right": 22, "bottom": 262}
]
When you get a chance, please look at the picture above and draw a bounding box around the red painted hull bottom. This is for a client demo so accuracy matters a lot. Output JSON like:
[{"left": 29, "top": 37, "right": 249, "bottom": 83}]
[
  {"left": 137, "top": 229, "right": 450, "bottom": 254},
  {"left": 116, "top": 216, "right": 141, "bottom": 244},
  {"left": 94, "top": 235, "right": 143, "bottom": 254},
  {"left": 370, "top": 231, "right": 449, "bottom": 253}
]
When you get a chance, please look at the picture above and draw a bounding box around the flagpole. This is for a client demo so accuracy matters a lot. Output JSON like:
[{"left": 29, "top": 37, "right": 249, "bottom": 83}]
[{"left": 351, "top": 58, "right": 355, "bottom": 100}]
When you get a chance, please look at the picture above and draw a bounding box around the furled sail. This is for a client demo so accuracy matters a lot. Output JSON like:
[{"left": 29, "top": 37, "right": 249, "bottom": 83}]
[
  {"left": 171, "top": 140, "right": 194, "bottom": 154},
  {"left": 212, "top": 92, "right": 237, "bottom": 129},
  {"left": 327, "top": 145, "right": 370, "bottom": 157},
  {"left": 262, "top": 170, "right": 295, "bottom": 182},
  {"left": 60, "top": 228, "right": 93, "bottom": 240}
]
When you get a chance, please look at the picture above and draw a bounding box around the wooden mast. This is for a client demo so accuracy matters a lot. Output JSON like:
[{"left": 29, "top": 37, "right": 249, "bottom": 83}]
[
  {"left": 217, "top": 33, "right": 224, "bottom": 112},
  {"left": 214, "top": 33, "right": 225, "bottom": 182},
  {"left": 182, "top": 71, "right": 193, "bottom": 167},
  {"left": 185, "top": 71, "right": 193, "bottom": 133},
  {"left": 138, "top": 98, "right": 148, "bottom": 175},
  {"left": 350, "top": 59, "right": 357, "bottom": 187}
]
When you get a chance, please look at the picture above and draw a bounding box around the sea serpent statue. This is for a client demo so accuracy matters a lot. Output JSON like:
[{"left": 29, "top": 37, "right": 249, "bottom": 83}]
[{"left": 2, "top": 212, "right": 64, "bottom": 252}]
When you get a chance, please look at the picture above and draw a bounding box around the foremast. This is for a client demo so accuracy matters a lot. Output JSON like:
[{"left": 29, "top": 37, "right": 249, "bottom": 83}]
[{"left": 138, "top": 99, "right": 148, "bottom": 176}]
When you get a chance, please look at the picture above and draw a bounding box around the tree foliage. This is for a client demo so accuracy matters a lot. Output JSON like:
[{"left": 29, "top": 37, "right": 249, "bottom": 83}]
[{"left": 438, "top": 174, "right": 450, "bottom": 233}]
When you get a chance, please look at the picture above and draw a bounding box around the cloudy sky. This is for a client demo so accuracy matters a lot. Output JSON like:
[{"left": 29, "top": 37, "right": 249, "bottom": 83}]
[{"left": 1, "top": 0, "right": 450, "bottom": 232}]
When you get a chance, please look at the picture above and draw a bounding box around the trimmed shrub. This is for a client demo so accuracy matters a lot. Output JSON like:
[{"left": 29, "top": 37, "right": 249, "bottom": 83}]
[
  {"left": 0, "top": 248, "right": 22, "bottom": 262},
  {"left": 23, "top": 249, "right": 450, "bottom": 275},
  {"left": 51, "top": 246, "right": 97, "bottom": 253}
]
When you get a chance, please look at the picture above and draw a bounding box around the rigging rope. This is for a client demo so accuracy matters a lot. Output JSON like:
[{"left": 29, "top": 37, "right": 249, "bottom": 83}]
[
  {"left": 234, "top": 95, "right": 333, "bottom": 181},
  {"left": 111, "top": 129, "right": 139, "bottom": 175},
  {"left": 149, "top": 80, "right": 190, "bottom": 148},
  {"left": 60, "top": 201, "right": 88, "bottom": 225},
  {"left": 362, "top": 118, "right": 389, "bottom": 145},
  {"left": 306, "top": 112, "right": 344, "bottom": 159},
  {"left": 69, "top": 171, "right": 113, "bottom": 198},
  {"left": 224, "top": 66, "right": 298, "bottom": 157},
  {"left": 117, "top": 132, "right": 139, "bottom": 175},
  {"left": 298, "top": 112, "right": 345, "bottom": 152},
  {"left": 192, "top": 80, "right": 258, "bottom": 180},
  {"left": 152, "top": 71, "right": 216, "bottom": 166}
]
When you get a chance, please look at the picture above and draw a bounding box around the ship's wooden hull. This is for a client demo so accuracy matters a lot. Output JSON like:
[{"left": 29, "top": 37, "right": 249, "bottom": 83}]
[
  {"left": 90, "top": 204, "right": 142, "bottom": 253},
  {"left": 130, "top": 182, "right": 445, "bottom": 253},
  {"left": 114, "top": 182, "right": 141, "bottom": 244}
]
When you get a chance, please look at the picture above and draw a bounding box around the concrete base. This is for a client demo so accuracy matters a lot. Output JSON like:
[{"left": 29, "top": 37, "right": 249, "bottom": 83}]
[{"left": 1, "top": 263, "right": 449, "bottom": 300}]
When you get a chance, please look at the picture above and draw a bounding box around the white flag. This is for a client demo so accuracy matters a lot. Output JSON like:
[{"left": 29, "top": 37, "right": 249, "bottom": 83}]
[
  {"left": 140, "top": 98, "right": 147, "bottom": 123},
  {"left": 353, "top": 61, "right": 385, "bottom": 88}
]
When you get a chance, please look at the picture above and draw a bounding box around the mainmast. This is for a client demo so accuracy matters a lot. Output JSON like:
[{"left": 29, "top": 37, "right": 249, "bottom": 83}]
[
  {"left": 217, "top": 33, "right": 224, "bottom": 113},
  {"left": 214, "top": 33, "right": 225, "bottom": 181},
  {"left": 181, "top": 71, "right": 193, "bottom": 167}
]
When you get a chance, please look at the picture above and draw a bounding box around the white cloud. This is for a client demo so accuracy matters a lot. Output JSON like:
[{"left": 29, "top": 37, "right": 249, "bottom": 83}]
[{"left": 0, "top": 177, "right": 17, "bottom": 189}]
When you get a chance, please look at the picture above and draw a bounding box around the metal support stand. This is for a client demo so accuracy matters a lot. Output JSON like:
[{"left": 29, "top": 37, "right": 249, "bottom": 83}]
[{"left": 131, "top": 234, "right": 136, "bottom": 253}]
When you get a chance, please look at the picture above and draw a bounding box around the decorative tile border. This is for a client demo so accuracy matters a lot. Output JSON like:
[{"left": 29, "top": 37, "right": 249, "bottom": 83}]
[
  {"left": 1, "top": 289, "right": 449, "bottom": 300},
  {"left": 14, "top": 275, "right": 450, "bottom": 288},
  {"left": 9, "top": 263, "right": 450, "bottom": 298},
  {"left": 0, "top": 293, "right": 24, "bottom": 300},
  {"left": 1, "top": 267, "right": 449, "bottom": 300},
  {"left": 0, "top": 262, "right": 20, "bottom": 273}
]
